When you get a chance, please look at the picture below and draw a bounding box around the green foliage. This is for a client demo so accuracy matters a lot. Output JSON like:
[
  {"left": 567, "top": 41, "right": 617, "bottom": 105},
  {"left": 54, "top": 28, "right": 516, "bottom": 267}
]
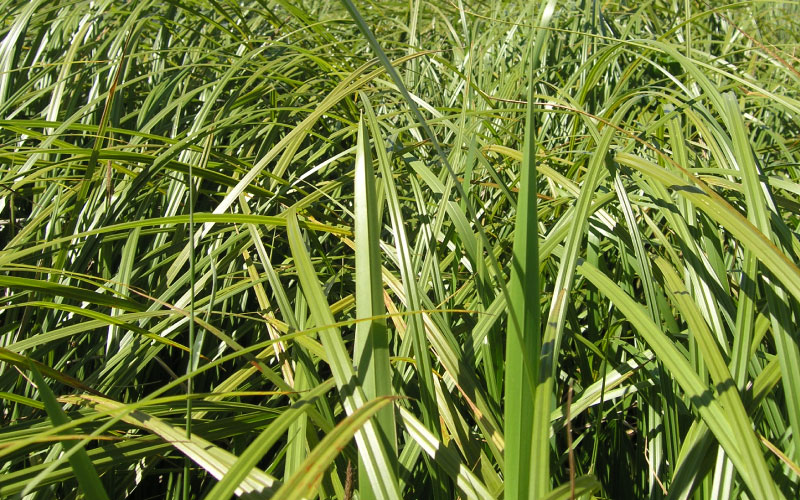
[{"left": 1, "top": 0, "right": 799, "bottom": 498}]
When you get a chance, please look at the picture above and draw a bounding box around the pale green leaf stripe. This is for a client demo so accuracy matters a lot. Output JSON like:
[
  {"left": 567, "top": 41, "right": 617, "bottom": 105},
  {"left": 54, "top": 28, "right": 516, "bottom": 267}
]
[
  {"left": 163, "top": 57, "right": 380, "bottom": 283},
  {"left": 3, "top": 310, "right": 184, "bottom": 353},
  {"left": 0, "top": 391, "right": 44, "bottom": 410},
  {"left": 654, "top": 256, "right": 778, "bottom": 496},
  {"left": 378, "top": 265, "right": 506, "bottom": 463},
  {"left": 721, "top": 92, "right": 800, "bottom": 466},
  {"left": 0, "top": 0, "right": 42, "bottom": 107},
  {"left": 532, "top": 111, "right": 621, "bottom": 500},
  {"left": 5, "top": 301, "right": 190, "bottom": 352},
  {"left": 0, "top": 144, "right": 275, "bottom": 198},
  {"left": 0, "top": 276, "right": 143, "bottom": 311},
  {"left": 360, "top": 92, "right": 440, "bottom": 434},
  {"left": 344, "top": 5, "right": 525, "bottom": 463},
  {"left": 666, "top": 355, "right": 784, "bottom": 499}
]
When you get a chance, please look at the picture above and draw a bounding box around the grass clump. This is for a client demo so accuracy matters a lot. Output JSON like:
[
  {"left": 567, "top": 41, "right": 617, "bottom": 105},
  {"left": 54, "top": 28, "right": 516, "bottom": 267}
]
[{"left": 1, "top": 1, "right": 799, "bottom": 498}]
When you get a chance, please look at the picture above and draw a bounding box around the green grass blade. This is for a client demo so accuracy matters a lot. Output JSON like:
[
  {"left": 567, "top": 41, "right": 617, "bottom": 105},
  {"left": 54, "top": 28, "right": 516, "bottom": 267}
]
[
  {"left": 577, "top": 259, "right": 781, "bottom": 499},
  {"left": 539, "top": 475, "right": 601, "bottom": 500},
  {"left": 353, "top": 115, "right": 397, "bottom": 497},
  {"left": 28, "top": 367, "right": 110, "bottom": 500},
  {"left": 359, "top": 93, "right": 440, "bottom": 435},
  {"left": 69, "top": 394, "right": 278, "bottom": 497},
  {"left": 286, "top": 210, "right": 401, "bottom": 500},
  {"left": 398, "top": 406, "right": 494, "bottom": 500},
  {"left": 272, "top": 396, "right": 397, "bottom": 500},
  {"left": 503, "top": 3, "right": 549, "bottom": 497},
  {"left": 203, "top": 382, "right": 333, "bottom": 500}
]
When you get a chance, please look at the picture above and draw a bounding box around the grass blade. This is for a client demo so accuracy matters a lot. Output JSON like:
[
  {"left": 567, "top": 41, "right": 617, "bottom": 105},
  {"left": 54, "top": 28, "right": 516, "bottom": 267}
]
[{"left": 28, "top": 367, "right": 110, "bottom": 500}]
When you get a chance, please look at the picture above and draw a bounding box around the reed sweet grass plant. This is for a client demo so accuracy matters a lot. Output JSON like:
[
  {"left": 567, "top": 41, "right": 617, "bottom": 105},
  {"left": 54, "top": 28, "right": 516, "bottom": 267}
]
[{"left": 1, "top": 1, "right": 799, "bottom": 498}]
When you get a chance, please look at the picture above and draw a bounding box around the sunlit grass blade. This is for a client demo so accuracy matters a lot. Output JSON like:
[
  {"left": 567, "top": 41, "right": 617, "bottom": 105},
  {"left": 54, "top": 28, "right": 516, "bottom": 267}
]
[
  {"left": 286, "top": 210, "right": 401, "bottom": 500},
  {"left": 203, "top": 383, "right": 333, "bottom": 500},
  {"left": 398, "top": 406, "right": 494, "bottom": 500},
  {"left": 353, "top": 115, "right": 397, "bottom": 497},
  {"left": 503, "top": 2, "right": 552, "bottom": 496},
  {"left": 359, "top": 92, "right": 440, "bottom": 435},
  {"left": 273, "top": 396, "right": 397, "bottom": 500},
  {"left": 577, "top": 259, "right": 781, "bottom": 498},
  {"left": 68, "top": 394, "right": 278, "bottom": 497}
]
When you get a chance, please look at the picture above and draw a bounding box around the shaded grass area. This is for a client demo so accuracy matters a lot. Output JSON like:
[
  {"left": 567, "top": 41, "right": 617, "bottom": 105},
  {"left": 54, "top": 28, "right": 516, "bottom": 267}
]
[{"left": 1, "top": 0, "right": 800, "bottom": 498}]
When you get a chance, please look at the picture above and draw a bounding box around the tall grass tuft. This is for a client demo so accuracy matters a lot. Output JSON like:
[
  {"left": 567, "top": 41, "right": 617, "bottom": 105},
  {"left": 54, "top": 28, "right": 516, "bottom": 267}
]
[{"left": 1, "top": 1, "right": 799, "bottom": 498}]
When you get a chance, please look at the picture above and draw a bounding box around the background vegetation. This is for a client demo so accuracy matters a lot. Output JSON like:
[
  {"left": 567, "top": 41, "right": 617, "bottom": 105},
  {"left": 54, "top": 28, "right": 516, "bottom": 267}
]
[{"left": 1, "top": 0, "right": 799, "bottom": 498}]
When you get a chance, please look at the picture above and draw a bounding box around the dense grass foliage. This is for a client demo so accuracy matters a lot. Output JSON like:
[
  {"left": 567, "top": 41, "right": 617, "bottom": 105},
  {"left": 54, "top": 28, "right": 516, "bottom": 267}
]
[{"left": 2, "top": 1, "right": 800, "bottom": 498}]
